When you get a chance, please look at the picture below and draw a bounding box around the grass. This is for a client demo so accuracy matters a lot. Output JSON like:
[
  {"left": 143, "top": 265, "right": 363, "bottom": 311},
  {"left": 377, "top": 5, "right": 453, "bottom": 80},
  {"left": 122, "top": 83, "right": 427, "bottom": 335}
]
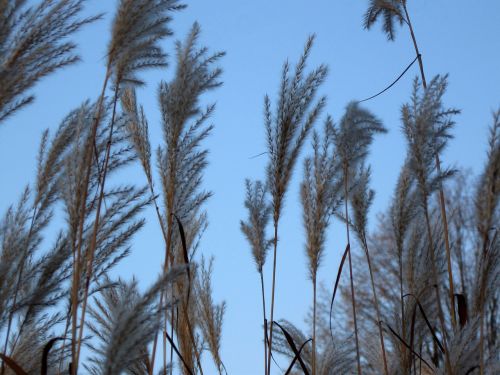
[{"left": 0, "top": 1, "right": 498, "bottom": 374}]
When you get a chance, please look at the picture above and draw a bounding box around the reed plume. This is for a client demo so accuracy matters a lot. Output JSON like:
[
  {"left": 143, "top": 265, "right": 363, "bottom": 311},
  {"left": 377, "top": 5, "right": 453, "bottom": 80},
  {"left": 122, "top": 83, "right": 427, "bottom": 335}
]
[
  {"left": 195, "top": 256, "right": 226, "bottom": 375},
  {"left": 300, "top": 117, "right": 341, "bottom": 375},
  {"left": 264, "top": 35, "right": 327, "bottom": 374},
  {"left": 364, "top": 0, "right": 459, "bottom": 330},
  {"left": 240, "top": 179, "right": 271, "bottom": 374},
  {"left": 72, "top": 2, "right": 185, "bottom": 371},
  {"left": 332, "top": 101, "right": 386, "bottom": 374},
  {"left": 86, "top": 267, "right": 187, "bottom": 375},
  {"left": 0, "top": 0, "right": 100, "bottom": 124},
  {"left": 349, "top": 165, "right": 389, "bottom": 374}
]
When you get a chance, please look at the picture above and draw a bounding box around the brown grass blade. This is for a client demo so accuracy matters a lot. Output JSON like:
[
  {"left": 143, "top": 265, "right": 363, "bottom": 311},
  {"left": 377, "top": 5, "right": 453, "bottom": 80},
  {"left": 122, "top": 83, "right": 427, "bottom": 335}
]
[
  {"left": 284, "top": 338, "right": 312, "bottom": 375},
  {"left": 273, "top": 321, "right": 310, "bottom": 375},
  {"left": 173, "top": 214, "right": 192, "bottom": 303},
  {"left": 455, "top": 293, "right": 468, "bottom": 328},
  {"left": 164, "top": 330, "right": 194, "bottom": 375},
  {"left": 41, "top": 337, "right": 64, "bottom": 375},
  {"left": 380, "top": 321, "right": 434, "bottom": 371},
  {"left": 403, "top": 294, "right": 445, "bottom": 353},
  {"left": 329, "top": 244, "right": 350, "bottom": 339},
  {"left": 0, "top": 354, "right": 27, "bottom": 375}
]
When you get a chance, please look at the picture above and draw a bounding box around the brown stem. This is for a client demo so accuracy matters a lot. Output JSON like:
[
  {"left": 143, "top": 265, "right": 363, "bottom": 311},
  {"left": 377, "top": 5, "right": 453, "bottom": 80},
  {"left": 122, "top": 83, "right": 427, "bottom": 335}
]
[
  {"left": 74, "top": 82, "right": 120, "bottom": 369},
  {"left": 312, "top": 277, "right": 317, "bottom": 375},
  {"left": 422, "top": 203, "right": 452, "bottom": 374},
  {"left": 402, "top": 1, "right": 457, "bottom": 330},
  {"left": 71, "top": 70, "right": 110, "bottom": 375},
  {"left": 344, "top": 166, "right": 362, "bottom": 375},
  {"left": 398, "top": 242, "right": 406, "bottom": 360},
  {"left": 259, "top": 271, "right": 268, "bottom": 375},
  {"left": 266, "top": 222, "right": 279, "bottom": 375}
]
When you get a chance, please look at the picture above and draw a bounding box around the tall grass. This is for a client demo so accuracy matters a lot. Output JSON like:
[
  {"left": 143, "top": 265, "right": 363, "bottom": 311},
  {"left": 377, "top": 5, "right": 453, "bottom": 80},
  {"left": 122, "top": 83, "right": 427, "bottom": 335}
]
[{"left": 0, "top": 1, "right": 498, "bottom": 375}]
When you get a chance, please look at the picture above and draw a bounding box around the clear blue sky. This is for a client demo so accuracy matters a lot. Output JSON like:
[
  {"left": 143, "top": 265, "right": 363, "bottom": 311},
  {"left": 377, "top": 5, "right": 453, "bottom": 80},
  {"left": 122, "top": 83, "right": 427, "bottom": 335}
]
[{"left": 1, "top": 1, "right": 499, "bottom": 374}]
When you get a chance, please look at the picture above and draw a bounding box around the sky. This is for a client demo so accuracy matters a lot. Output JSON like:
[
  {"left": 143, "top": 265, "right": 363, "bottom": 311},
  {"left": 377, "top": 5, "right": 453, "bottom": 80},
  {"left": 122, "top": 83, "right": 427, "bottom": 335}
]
[{"left": 1, "top": 1, "right": 499, "bottom": 374}]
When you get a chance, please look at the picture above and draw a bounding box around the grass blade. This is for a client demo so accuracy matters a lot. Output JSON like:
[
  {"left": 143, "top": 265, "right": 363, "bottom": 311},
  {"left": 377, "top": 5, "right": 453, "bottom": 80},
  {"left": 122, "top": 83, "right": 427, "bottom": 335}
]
[
  {"left": 284, "top": 338, "right": 312, "bottom": 375},
  {"left": 173, "top": 214, "right": 192, "bottom": 301},
  {"left": 329, "top": 244, "right": 350, "bottom": 339},
  {"left": 380, "top": 321, "right": 434, "bottom": 371},
  {"left": 41, "top": 337, "right": 64, "bottom": 375},
  {"left": 455, "top": 294, "right": 468, "bottom": 328},
  {"left": 164, "top": 330, "right": 194, "bottom": 375},
  {"left": 403, "top": 294, "right": 445, "bottom": 353},
  {"left": 273, "top": 321, "right": 310, "bottom": 375}
]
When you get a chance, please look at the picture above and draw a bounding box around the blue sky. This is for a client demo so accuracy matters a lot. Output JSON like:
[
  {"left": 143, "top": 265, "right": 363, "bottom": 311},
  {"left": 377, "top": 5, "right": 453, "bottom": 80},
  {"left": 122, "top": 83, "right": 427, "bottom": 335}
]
[{"left": 1, "top": 1, "right": 499, "bottom": 374}]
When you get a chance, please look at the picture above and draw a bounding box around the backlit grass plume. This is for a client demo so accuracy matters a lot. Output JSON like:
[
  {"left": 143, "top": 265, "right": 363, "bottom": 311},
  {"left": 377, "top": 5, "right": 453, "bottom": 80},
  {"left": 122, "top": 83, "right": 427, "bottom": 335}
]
[
  {"left": 196, "top": 256, "right": 226, "bottom": 375},
  {"left": 86, "top": 267, "right": 186, "bottom": 375},
  {"left": 264, "top": 35, "right": 328, "bottom": 374},
  {"left": 363, "top": 0, "right": 460, "bottom": 331},
  {"left": 363, "top": 0, "right": 406, "bottom": 41},
  {"left": 240, "top": 179, "right": 271, "bottom": 373},
  {"left": 332, "top": 101, "right": 386, "bottom": 375},
  {"left": 0, "top": 0, "right": 100, "bottom": 124},
  {"left": 300, "top": 117, "right": 341, "bottom": 375},
  {"left": 72, "top": 2, "right": 185, "bottom": 370},
  {"left": 150, "top": 23, "right": 223, "bottom": 373}
]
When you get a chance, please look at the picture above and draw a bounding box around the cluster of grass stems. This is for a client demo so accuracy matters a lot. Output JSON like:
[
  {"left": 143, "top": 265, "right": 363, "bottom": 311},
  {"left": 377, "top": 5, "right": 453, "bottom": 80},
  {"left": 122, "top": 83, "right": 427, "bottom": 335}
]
[{"left": 0, "top": 1, "right": 498, "bottom": 375}]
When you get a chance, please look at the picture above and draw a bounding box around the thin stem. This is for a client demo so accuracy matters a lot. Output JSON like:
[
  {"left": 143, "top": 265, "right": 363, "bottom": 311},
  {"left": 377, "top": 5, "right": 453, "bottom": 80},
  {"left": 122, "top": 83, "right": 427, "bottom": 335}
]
[
  {"left": 344, "top": 167, "right": 362, "bottom": 375},
  {"left": 71, "top": 70, "right": 110, "bottom": 375},
  {"left": 422, "top": 204, "right": 452, "bottom": 374},
  {"left": 75, "top": 82, "right": 120, "bottom": 368},
  {"left": 266, "top": 222, "right": 279, "bottom": 375},
  {"left": 259, "top": 271, "right": 268, "bottom": 375},
  {"left": 402, "top": 1, "right": 457, "bottom": 329},
  {"left": 361, "top": 235, "right": 389, "bottom": 375},
  {"left": 312, "top": 277, "right": 317, "bottom": 375},
  {"left": 169, "top": 304, "right": 175, "bottom": 375},
  {"left": 398, "top": 242, "right": 406, "bottom": 362}
]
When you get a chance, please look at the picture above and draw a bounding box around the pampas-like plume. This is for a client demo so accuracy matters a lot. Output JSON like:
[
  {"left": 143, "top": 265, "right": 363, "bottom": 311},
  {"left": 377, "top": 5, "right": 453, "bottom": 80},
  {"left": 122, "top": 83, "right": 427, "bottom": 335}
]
[
  {"left": 264, "top": 35, "right": 327, "bottom": 375},
  {"left": 402, "top": 74, "right": 459, "bottom": 373},
  {"left": 300, "top": 117, "right": 341, "bottom": 375},
  {"left": 107, "top": 0, "right": 186, "bottom": 87},
  {"left": 332, "top": 101, "right": 386, "bottom": 375},
  {"left": 241, "top": 180, "right": 272, "bottom": 274},
  {"left": 240, "top": 179, "right": 271, "bottom": 374},
  {"left": 474, "top": 108, "right": 499, "bottom": 251},
  {"left": 196, "top": 257, "right": 226, "bottom": 375},
  {"left": 349, "top": 165, "right": 389, "bottom": 375},
  {"left": 85, "top": 267, "right": 186, "bottom": 375},
  {"left": 363, "top": 0, "right": 460, "bottom": 332},
  {"left": 363, "top": 0, "right": 406, "bottom": 41},
  {"left": 149, "top": 23, "right": 224, "bottom": 374},
  {"left": 473, "top": 108, "right": 500, "bottom": 375},
  {"left": 0, "top": 0, "right": 100, "bottom": 124},
  {"left": 74, "top": 1, "right": 186, "bottom": 369}
]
